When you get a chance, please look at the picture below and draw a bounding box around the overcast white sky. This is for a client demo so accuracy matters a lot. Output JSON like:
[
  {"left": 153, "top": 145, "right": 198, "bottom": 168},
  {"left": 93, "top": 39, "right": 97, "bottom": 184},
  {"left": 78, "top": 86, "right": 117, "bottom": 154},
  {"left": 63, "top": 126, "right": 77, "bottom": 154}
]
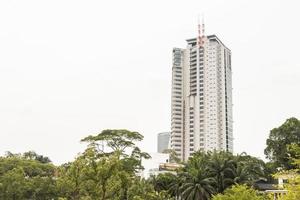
[{"left": 0, "top": 0, "right": 299, "bottom": 164}]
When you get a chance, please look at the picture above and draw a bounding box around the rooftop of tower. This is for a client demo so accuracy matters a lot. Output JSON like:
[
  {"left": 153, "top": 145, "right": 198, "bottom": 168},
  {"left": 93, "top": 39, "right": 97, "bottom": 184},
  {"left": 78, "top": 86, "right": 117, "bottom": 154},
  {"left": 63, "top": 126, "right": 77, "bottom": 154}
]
[{"left": 186, "top": 35, "right": 230, "bottom": 51}]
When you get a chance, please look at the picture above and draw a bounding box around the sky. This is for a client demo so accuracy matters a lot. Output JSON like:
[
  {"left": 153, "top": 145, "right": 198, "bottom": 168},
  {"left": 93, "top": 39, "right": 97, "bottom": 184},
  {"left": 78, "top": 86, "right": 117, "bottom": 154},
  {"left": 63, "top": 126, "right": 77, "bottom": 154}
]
[{"left": 0, "top": 0, "right": 299, "bottom": 164}]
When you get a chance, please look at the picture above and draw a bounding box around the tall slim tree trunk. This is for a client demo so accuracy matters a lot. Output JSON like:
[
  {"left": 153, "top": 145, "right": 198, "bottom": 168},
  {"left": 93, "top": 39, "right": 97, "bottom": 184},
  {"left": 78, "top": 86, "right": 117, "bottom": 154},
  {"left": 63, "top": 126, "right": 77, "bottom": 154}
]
[{"left": 102, "top": 184, "right": 106, "bottom": 200}]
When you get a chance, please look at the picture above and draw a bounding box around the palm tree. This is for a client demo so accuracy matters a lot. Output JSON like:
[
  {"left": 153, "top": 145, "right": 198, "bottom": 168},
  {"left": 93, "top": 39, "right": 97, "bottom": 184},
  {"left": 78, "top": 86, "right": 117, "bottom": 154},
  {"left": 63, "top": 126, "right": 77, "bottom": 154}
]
[
  {"left": 207, "top": 151, "right": 235, "bottom": 193},
  {"left": 149, "top": 173, "right": 172, "bottom": 192},
  {"left": 233, "top": 153, "right": 265, "bottom": 185},
  {"left": 233, "top": 164, "right": 252, "bottom": 184},
  {"left": 179, "top": 170, "right": 216, "bottom": 200},
  {"left": 178, "top": 153, "right": 216, "bottom": 200},
  {"left": 168, "top": 172, "right": 184, "bottom": 199}
]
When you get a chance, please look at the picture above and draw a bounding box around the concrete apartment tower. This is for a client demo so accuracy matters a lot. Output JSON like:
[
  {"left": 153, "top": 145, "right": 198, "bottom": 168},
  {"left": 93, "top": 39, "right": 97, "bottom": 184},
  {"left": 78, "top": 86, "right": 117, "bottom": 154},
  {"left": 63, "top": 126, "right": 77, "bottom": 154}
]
[{"left": 171, "top": 22, "right": 233, "bottom": 161}]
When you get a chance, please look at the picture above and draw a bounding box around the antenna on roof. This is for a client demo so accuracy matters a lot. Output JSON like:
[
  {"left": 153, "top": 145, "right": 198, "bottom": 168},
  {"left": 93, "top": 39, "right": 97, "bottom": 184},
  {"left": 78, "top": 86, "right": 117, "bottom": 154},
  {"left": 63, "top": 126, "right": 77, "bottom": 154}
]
[
  {"left": 197, "top": 14, "right": 202, "bottom": 48},
  {"left": 201, "top": 14, "right": 205, "bottom": 38}
]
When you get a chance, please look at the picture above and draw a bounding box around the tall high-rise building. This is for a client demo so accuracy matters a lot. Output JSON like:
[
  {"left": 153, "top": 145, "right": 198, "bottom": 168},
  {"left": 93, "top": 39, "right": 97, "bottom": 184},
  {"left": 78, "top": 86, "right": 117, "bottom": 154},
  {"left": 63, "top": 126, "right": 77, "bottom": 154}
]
[
  {"left": 170, "top": 25, "right": 233, "bottom": 161},
  {"left": 157, "top": 132, "right": 171, "bottom": 153}
]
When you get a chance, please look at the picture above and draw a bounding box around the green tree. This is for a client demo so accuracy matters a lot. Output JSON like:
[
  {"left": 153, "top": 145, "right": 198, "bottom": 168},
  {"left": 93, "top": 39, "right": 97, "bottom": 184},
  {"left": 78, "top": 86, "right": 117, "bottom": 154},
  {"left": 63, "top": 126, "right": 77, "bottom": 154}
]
[
  {"left": 233, "top": 153, "right": 265, "bottom": 185},
  {"left": 287, "top": 143, "right": 300, "bottom": 168},
  {"left": 0, "top": 167, "right": 28, "bottom": 199},
  {"left": 58, "top": 129, "right": 151, "bottom": 200},
  {"left": 128, "top": 178, "right": 173, "bottom": 200},
  {"left": 279, "top": 175, "right": 300, "bottom": 200},
  {"left": 264, "top": 161, "right": 278, "bottom": 183},
  {"left": 56, "top": 157, "right": 88, "bottom": 199},
  {"left": 179, "top": 152, "right": 216, "bottom": 200},
  {"left": 264, "top": 118, "right": 300, "bottom": 169},
  {"left": 81, "top": 129, "right": 145, "bottom": 154},
  {"left": 179, "top": 171, "right": 216, "bottom": 200},
  {"left": 171, "top": 151, "right": 267, "bottom": 199},
  {"left": 275, "top": 144, "right": 300, "bottom": 200},
  {"left": 23, "top": 151, "right": 51, "bottom": 163},
  {"left": 0, "top": 154, "right": 57, "bottom": 200},
  {"left": 57, "top": 146, "right": 122, "bottom": 200},
  {"left": 207, "top": 151, "right": 235, "bottom": 193},
  {"left": 149, "top": 173, "right": 177, "bottom": 193},
  {"left": 212, "top": 184, "right": 264, "bottom": 200},
  {"left": 81, "top": 129, "right": 150, "bottom": 200}
]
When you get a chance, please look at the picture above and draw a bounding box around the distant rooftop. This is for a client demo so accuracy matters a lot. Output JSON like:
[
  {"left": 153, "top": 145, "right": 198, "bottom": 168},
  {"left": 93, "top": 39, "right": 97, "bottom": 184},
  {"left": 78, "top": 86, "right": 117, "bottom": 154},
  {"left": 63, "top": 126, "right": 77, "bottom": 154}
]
[{"left": 186, "top": 35, "right": 230, "bottom": 51}]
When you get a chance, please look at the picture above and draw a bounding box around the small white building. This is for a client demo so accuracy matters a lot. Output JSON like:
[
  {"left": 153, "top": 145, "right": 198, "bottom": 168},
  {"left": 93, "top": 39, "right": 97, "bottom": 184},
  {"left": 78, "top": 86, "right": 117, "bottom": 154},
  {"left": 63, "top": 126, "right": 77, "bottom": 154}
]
[{"left": 140, "top": 153, "right": 169, "bottom": 179}]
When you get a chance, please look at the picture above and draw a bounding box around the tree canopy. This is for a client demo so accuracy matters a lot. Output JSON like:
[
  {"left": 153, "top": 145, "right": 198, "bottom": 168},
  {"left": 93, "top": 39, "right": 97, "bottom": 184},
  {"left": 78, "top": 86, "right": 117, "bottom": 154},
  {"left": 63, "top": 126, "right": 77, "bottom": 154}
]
[
  {"left": 149, "top": 150, "right": 266, "bottom": 200},
  {"left": 264, "top": 117, "right": 300, "bottom": 170},
  {"left": 212, "top": 185, "right": 264, "bottom": 200},
  {"left": 0, "top": 152, "right": 57, "bottom": 200},
  {"left": 1, "top": 120, "right": 300, "bottom": 200}
]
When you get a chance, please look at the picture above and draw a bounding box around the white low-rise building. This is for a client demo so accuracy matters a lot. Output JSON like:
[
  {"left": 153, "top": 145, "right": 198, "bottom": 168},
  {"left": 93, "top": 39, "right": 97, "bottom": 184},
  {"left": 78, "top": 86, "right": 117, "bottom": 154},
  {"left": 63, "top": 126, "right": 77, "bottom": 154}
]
[{"left": 140, "top": 153, "right": 169, "bottom": 179}]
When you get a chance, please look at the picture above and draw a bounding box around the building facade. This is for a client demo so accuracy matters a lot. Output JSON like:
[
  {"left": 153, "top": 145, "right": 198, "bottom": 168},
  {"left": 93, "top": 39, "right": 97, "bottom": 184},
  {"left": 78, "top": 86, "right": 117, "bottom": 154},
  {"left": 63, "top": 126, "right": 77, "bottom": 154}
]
[
  {"left": 171, "top": 34, "right": 233, "bottom": 161},
  {"left": 157, "top": 132, "right": 171, "bottom": 153}
]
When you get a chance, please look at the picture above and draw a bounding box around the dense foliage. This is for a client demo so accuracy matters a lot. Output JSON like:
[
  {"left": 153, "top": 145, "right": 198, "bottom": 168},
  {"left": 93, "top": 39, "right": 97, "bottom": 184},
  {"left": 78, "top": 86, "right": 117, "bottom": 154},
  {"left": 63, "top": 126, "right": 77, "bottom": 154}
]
[
  {"left": 264, "top": 117, "right": 300, "bottom": 170},
  {"left": 1, "top": 118, "right": 300, "bottom": 199},
  {"left": 212, "top": 185, "right": 264, "bottom": 200},
  {"left": 55, "top": 129, "right": 163, "bottom": 200},
  {"left": 149, "top": 151, "right": 266, "bottom": 200},
  {"left": 275, "top": 142, "right": 300, "bottom": 200},
  {"left": 0, "top": 152, "right": 56, "bottom": 199}
]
